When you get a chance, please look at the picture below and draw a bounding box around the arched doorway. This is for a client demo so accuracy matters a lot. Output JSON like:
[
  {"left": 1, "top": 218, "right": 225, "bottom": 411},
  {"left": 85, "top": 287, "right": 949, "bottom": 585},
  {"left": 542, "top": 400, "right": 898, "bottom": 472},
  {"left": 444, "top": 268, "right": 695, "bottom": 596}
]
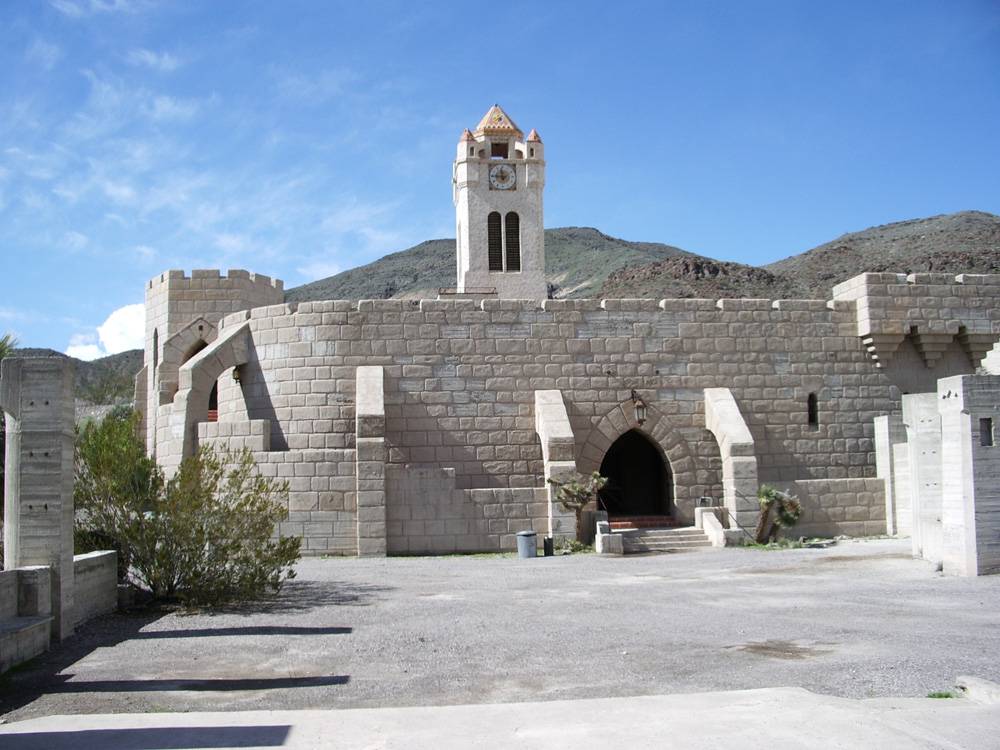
[{"left": 598, "top": 430, "right": 672, "bottom": 518}]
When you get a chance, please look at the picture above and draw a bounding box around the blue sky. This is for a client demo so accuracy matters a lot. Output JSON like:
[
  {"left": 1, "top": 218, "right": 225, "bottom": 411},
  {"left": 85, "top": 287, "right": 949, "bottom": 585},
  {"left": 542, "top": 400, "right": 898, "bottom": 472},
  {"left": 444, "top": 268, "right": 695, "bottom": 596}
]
[{"left": 1, "top": 1, "right": 997, "bottom": 358}]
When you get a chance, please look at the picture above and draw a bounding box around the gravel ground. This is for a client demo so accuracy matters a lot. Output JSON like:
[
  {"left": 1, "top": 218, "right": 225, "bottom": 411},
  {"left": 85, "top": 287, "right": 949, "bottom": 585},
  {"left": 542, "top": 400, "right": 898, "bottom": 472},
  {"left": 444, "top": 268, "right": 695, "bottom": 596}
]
[{"left": 3, "top": 538, "right": 999, "bottom": 722}]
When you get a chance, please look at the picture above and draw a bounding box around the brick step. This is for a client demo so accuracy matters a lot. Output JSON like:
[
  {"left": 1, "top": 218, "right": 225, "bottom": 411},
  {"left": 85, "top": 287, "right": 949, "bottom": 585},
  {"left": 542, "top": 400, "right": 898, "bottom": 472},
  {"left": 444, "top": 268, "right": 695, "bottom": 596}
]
[
  {"left": 620, "top": 528, "right": 705, "bottom": 538},
  {"left": 608, "top": 515, "right": 679, "bottom": 530}
]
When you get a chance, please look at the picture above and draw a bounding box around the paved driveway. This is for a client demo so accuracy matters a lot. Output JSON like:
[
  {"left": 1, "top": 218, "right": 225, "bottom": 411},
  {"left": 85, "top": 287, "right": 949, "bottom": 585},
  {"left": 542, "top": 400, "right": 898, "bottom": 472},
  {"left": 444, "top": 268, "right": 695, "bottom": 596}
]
[{"left": 3, "top": 539, "right": 999, "bottom": 722}]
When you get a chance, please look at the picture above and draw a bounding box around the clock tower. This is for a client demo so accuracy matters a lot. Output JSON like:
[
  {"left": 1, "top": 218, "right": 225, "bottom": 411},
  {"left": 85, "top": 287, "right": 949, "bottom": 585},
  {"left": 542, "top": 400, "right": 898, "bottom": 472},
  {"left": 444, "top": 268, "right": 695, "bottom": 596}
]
[{"left": 453, "top": 105, "right": 546, "bottom": 299}]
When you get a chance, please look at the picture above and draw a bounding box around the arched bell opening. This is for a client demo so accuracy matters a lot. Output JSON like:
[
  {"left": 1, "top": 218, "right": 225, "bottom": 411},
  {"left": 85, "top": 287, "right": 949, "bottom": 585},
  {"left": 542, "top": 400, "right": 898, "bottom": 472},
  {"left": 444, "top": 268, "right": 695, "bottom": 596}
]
[{"left": 598, "top": 429, "right": 673, "bottom": 519}]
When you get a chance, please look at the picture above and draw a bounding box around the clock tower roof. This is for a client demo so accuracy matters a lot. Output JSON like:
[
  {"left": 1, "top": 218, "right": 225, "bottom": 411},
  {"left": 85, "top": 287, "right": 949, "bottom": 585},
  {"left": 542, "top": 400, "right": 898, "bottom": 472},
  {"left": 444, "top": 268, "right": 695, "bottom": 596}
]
[{"left": 474, "top": 104, "right": 523, "bottom": 137}]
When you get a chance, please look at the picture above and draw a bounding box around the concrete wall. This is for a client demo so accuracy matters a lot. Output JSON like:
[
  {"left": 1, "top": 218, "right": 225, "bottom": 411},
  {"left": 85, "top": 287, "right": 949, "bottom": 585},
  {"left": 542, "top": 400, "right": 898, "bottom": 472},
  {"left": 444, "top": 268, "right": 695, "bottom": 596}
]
[
  {"left": 0, "top": 566, "right": 52, "bottom": 674},
  {"left": 385, "top": 465, "right": 548, "bottom": 554},
  {"left": 72, "top": 551, "right": 117, "bottom": 627}
]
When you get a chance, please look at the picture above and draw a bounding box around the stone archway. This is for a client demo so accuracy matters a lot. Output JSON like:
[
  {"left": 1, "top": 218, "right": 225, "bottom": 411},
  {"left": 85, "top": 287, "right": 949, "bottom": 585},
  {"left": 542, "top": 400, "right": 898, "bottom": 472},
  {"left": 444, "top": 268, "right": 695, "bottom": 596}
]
[
  {"left": 578, "top": 401, "right": 698, "bottom": 517},
  {"left": 598, "top": 429, "right": 672, "bottom": 516}
]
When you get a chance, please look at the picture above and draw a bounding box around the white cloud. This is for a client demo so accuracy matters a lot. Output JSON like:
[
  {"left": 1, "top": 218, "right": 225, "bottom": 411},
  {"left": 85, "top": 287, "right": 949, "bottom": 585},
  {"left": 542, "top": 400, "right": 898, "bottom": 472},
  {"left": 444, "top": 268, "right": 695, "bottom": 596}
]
[
  {"left": 100, "top": 178, "right": 137, "bottom": 204},
  {"left": 65, "top": 303, "right": 144, "bottom": 360},
  {"left": 147, "top": 95, "right": 199, "bottom": 121},
  {"left": 50, "top": 0, "right": 154, "bottom": 17},
  {"left": 134, "top": 244, "right": 157, "bottom": 260},
  {"left": 26, "top": 39, "right": 62, "bottom": 70},
  {"left": 64, "top": 230, "right": 89, "bottom": 251},
  {"left": 66, "top": 333, "right": 103, "bottom": 360},
  {"left": 213, "top": 232, "right": 248, "bottom": 252},
  {"left": 127, "top": 48, "right": 181, "bottom": 72},
  {"left": 296, "top": 260, "right": 341, "bottom": 281},
  {"left": 0, "top": 307, "right": 29, "bottom": 322},
  {"left": 274, "top": 68, "right": 361, "bottom": 105}
]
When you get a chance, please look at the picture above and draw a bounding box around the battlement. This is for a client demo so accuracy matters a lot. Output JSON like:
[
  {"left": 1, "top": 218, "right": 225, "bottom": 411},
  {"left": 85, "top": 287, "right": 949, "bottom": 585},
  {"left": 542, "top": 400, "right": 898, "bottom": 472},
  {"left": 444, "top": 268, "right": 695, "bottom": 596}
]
[
  {"left": 147, "top": 269, "right": 284, "bottom": 292},
  {"left": 831, "top": 271, "right": 1000, "bottom": 299}
]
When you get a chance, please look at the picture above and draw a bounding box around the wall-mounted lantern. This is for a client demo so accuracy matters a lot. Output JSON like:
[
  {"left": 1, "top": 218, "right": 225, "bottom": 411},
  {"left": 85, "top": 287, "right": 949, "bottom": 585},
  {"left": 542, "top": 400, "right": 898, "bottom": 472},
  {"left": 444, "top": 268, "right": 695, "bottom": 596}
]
[
  {"left": 232, "top": 366, "right": 242, "bottom": 384},
  {"left": 631, "top": 389, "right": 647, "bottom": 426}
]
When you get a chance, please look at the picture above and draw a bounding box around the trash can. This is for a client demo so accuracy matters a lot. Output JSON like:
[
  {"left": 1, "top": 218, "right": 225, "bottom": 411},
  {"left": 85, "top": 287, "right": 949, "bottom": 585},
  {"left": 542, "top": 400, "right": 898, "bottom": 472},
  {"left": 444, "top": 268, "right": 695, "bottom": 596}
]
[
  {"left": 516, "top": 530, "right": 537, "bottom": 559},
  {"left": 543, "top": 536, "right": 554, "bottom": 557}
]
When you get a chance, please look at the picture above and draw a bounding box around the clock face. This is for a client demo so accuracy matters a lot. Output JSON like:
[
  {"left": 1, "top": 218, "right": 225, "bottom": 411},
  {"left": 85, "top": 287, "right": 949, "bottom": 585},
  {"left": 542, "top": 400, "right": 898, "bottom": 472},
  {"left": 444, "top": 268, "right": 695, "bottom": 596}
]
[{"left": 489, "top": 163, "right": 516, "bottom": 190}]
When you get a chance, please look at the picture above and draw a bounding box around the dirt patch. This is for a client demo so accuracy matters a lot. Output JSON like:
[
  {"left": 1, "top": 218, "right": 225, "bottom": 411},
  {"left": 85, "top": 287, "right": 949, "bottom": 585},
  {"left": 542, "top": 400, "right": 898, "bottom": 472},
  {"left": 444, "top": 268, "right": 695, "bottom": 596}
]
[
  {"left": 816, "top": 554, "right": 911, "bottom": 564},
  {"left": 732, "top": 640, "right": 834, "bottom": 660}
]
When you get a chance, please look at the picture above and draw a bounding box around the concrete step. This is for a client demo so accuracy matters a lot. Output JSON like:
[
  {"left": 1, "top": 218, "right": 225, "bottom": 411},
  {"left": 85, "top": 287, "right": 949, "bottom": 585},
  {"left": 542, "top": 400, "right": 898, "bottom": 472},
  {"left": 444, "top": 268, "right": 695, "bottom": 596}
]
[
  {"left": 625, "top": 539, "right": 712, "bottom": 551},
  {"left": 620, "top": 525, "right": 711, "bottom": 553}
]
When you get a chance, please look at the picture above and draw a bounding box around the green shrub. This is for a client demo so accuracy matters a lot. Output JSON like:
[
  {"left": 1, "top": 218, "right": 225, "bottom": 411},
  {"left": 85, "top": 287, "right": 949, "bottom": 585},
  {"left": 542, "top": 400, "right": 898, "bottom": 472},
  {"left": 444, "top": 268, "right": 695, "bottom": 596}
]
[
  {"left": 547, "top": 471, "right": 608, "bottom": 539},
  {"left": 75, "top": 411, "right": 300, "bottom": 606},
  {"left": 754, "top": 484, "right": 802, "bottom": 543}
]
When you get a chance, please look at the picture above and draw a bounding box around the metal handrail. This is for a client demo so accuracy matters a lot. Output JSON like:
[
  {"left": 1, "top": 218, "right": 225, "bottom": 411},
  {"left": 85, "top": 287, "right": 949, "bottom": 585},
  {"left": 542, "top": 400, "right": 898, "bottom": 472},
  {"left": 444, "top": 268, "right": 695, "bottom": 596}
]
[{"left": 699, "top": 495, "right": 757, "bottom": 542}]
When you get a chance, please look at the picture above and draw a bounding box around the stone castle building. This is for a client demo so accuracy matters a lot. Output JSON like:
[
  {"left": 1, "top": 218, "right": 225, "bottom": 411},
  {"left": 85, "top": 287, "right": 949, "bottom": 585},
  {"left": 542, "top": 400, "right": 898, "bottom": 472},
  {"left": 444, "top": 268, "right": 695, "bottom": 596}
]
[{"left": 134, "top": 105, "right": 1000, "bottom": 563}]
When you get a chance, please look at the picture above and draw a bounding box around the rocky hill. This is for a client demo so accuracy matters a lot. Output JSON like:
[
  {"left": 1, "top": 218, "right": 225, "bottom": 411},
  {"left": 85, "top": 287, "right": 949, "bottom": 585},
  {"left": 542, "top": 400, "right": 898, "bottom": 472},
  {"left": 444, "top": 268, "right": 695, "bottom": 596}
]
[
  {"left": 285, "top": 227, "right": 694, "bottom": 302},
  {"left": 11, "top": 348, "right": 141, "bottom": 405},
  {"left": 288, "top": 211, "right": 1000, "bottom": 303},
  {"left": 764, "top": 211, "right": 1000, "bottom": 296}
]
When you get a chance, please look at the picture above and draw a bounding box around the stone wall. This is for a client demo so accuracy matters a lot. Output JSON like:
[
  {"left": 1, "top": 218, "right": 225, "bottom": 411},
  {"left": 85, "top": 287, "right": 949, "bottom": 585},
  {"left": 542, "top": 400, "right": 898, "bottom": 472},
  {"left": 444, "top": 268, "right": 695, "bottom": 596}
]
[
  {"left": 781, "top": 478, "right": 886, "bottom": 538},
  {"left": 72, "top": 551, "right": 117, "bottom": 627},
  {"left": 142, "top": 272, "right": 1000, "bottom": 554}
]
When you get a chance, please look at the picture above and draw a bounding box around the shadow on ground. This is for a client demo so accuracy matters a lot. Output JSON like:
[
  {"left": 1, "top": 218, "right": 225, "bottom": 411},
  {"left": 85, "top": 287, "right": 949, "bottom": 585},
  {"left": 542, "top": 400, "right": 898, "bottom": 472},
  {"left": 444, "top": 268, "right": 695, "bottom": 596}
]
[
  {"left": 0, "top": 578, "right": 388, "bottom": 718},
  {"left": 1, "top": 725, "right": 291, "bottom": 750}
]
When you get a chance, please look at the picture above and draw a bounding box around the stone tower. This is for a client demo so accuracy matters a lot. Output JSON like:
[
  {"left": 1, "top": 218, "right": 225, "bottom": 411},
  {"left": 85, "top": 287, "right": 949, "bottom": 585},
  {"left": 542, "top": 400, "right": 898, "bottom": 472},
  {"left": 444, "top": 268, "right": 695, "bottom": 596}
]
[
  {"left": 137, "top": 270, "right": 284, "bottom": 456},
  {"left": 453, "top": 105, "right": 546, "bottom": 299}
]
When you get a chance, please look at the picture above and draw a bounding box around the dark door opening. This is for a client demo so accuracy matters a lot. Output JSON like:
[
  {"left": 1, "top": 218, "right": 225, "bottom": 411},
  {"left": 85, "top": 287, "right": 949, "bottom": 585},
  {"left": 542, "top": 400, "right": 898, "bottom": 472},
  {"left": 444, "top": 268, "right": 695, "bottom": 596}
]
[{"left": 598, "top": 430, "right": 671, "bottom": 516}]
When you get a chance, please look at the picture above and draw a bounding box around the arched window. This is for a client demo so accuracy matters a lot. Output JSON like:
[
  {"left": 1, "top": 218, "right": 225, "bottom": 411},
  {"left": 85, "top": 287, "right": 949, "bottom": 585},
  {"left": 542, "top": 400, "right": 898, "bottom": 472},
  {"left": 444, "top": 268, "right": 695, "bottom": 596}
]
[
  {"left": 487, "top": 212, "right": 503, "bottom": 271},
  {"left": 152, "top": 329, "right": 158, "bottom": 374},
  {"left": 807, "top": 393, "right": 819, "bottom": 429},
  {"left": 505, "top": 212, "right": 520, "bottom": 272}
]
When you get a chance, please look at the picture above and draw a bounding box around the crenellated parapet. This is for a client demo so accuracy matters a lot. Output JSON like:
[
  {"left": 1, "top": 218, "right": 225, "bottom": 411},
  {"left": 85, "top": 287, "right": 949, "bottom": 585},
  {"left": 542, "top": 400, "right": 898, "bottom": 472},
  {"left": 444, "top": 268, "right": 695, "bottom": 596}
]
[{"left": 832, "top": 272, "right": 1000, "bottom": 368}]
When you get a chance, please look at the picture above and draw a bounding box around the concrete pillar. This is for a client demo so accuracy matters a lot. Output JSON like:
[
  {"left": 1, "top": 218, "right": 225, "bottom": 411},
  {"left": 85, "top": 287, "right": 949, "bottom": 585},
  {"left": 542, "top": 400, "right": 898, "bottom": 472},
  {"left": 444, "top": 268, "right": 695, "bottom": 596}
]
[
  {"left": 534, "top": 391, "right": 578, "bottom": 542},
  {"left": 704, "top": 388, "right": 759, "bottom": 529},
  {"left": 902, "top": 394, "right": 942, "bottom": 565},
  {"left": 355, "top": 366, "right": 386, "bottom": 557},
  {"left": 938, "top": 375, "right": 1000, "bottom": 576},
  {"left": 874, "top": 414, "right": 908, "bottom": 536},
  {"left": 1, "top": 357, "right": 75, "bottom": 640}
]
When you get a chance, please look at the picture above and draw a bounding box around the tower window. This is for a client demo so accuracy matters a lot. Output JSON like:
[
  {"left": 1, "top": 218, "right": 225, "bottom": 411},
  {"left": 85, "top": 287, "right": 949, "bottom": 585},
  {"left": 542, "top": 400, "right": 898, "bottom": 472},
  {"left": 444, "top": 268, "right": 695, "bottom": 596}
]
[
  {"left": 505, "top": 212, "right": 521, "bottom": 272},
  {"left": 487, "top": 212, "right": 503, "bottom": 271},
  {"left": 529, "top": 147, "right": 534, "bottom": 157},
  {"left": 490, "top": 142, "right": 509, "bottom": 159},
  {"left": 152, "top": 329, "right": 159, "bottom": 374},
  {"left": 981, "top": 417, "right": 995, "bottom": 447},
  {"left": 469, "top": 147, "right": 474, "bottom": 156},
  {"left": 807, "top": 393, "right": 819, "bottom": 429}
]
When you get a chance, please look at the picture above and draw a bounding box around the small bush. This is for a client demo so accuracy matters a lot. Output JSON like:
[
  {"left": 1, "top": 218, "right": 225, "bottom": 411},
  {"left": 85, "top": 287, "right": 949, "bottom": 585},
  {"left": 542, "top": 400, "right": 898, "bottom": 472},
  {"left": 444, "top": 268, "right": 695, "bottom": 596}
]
[
  {"left": 754, "top": 485, "right": 802, "bottom": 543},
  {"left": 927, "top": 691, "right": 954, "bottom": 699},
  {"left": 556, "top": 538, "right": 593, "bottom": 554},
  {"left": 75, "top": 411, "right": 300, "bottom": 606},
  {"left": 547, "top": 471, "right": 608, "bottom": 539}
]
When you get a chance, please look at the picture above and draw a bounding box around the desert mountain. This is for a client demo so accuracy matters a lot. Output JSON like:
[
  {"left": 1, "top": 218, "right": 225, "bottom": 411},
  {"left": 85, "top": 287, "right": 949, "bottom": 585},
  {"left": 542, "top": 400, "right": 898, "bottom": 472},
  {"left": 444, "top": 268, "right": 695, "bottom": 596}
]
[{"left": 288, "top": 211, "right": 1000, "bottom": 303}]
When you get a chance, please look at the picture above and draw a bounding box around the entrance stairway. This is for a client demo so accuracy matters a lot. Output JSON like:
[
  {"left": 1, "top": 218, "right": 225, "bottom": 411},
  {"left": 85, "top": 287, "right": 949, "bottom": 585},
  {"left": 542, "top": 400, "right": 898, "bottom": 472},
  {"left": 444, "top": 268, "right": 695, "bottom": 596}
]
[{"left": 617, "top": 525, "right": 712, "bottom": 554}]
